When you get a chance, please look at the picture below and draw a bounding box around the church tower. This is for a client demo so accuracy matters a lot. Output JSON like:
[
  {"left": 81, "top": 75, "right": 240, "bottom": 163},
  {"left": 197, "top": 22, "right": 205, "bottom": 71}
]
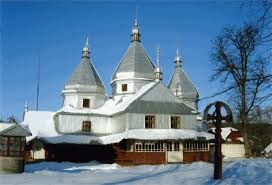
[
  {"left": 62, "top": 37, "right": 106, "bottom": 109},
  {"left": 111, "top": 17, "right": 155, "bottom": 100},
  {"left": 168, "top": 49, "right": 199, "bottom": 110}
]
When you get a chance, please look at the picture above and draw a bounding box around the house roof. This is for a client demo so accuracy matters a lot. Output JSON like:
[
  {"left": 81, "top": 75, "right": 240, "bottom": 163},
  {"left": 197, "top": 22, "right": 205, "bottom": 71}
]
[
  {"left": 0, "top": 123, "right": 31, "bottom": 137},
  {"left": 65, "top": 57, "right": 105, "bottom": 89},
  {"left": 36, "top": 129, "right": 214, "bottom": 145},
  {"left": 168, "top": 64, "right": 199, "bottom": 98},
  {"left": 226, "top": 130, "right": 243, "bottom": 142},
  {"left": 111, "top": 41, "right": 155, "bottom": 81},
  {"left": 208, "top": 127, "right": 240, "bottom": 141},
  {"left": 264, "top": 143, "right": 272, "bottom": 153}
]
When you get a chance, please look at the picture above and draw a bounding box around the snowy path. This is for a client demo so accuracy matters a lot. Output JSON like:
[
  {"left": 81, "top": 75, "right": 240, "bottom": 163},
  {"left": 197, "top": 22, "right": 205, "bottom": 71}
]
[{"left": 0, "top": 159, "right": 271, "bottom": 185}]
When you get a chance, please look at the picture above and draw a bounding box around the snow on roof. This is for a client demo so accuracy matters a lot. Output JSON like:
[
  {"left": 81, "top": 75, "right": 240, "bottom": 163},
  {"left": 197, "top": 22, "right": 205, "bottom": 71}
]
[
  {"left": 21, "top": 111, "right": 58, "bottom": 141},
  {"left": 236, "top": 137, "right": 244, "bottom": 143},
  {"left": 100, "top": 129, "right": 214, "bottom": 144},
  {"left": 264, "top": 143, "right": 272, "bottom": 153},
  {"left": 0, "top": 122, "right": 14, "bottom": 132},
  {"left": 37, "top": 129, "right": 214, "bottom": 145},
  {"left": 59, "top": 82, "right": 157, "bottom": 116},
  {"left": 209, "top": 127, "right": 238, "bottom": 140},
  {"left": 41, "top": 135, "right": 101, "bottom": 144},
  {"left": 197, "top": 115, "right": 202, "bottom": 121}
]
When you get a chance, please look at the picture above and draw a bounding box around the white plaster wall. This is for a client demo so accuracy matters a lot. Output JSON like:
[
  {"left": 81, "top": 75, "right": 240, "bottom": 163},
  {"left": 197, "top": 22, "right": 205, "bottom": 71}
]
[{"left": 222, "top": 144, "right": 245, "bottom": 158}]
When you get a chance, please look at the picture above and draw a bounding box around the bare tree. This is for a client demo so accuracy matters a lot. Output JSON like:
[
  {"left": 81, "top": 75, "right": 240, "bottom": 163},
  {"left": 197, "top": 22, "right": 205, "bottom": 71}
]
[
  {"left": 6, "top": 115, "right": 18, "bottom": 124},
  {"left": 210, "top": 1, "right": 272, "bottom": 157}
]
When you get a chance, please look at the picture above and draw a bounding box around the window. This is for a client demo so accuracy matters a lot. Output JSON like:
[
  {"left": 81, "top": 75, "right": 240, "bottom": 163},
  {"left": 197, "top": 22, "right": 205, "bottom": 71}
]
[
  {"left": 174, "top": 141, "right": 180, "bottom": 151},
  {"left": 82, "top": 121, "right": 91, "bottom": 132},
  {"left": 9, "top": 137, "right": 21, "bottom": 156},
  {"left": 0, "top": 136, "right": 8, "bottom": 156},
  {"left": 135, "top": 143, "right": 142, "bottom": 152},
  {"left": 183, "top": 140, "right": 209, "bottom": 152},
  {"left": 0, "top": 136, "right": 25, "bottom": 157},
  {"left": 135, "top": 141, "right": 164, "bottom": 152},
  {"left": 171, "top": 116, "right": 180, "bottom": 129},
  {"left": 145, "top": 115, "right": 155, "bottom": 128},
  {"left": 166, "top": 142, "right": 172, "bottom": 151},
  {"left": 122, "top": 84, "right": 128, "bottom": 92},
  {"left": 83, "top": 99, "right": 90, "bottom": 108}
]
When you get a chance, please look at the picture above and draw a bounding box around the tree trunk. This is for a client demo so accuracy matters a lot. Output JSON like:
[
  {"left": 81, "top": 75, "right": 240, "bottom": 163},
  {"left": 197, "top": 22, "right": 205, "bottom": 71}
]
[
  {"left": 241, "top": 111, "right": 253, "bottom": 157},
  {"left": 242, "top": 125, "right": 253, "bottom": 157}
]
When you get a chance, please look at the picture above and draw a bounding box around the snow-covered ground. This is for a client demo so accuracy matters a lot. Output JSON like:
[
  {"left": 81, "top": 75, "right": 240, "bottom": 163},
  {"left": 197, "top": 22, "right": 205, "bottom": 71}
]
[{"left": 0, "top": 159, "right": 271, "bottom": 185}]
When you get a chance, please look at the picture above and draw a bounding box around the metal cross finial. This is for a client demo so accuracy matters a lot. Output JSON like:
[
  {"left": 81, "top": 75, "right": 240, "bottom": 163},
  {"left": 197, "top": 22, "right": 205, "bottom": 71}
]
[
  {"left": 82, "top": 35, "right": 90, "bottom": 58},
  {"left": 156, "top": 45, "right": 160, "bottom": 66},
  {"left": 135, "top": 6, "right": 138, "bottom": 26},
  {"left": 25, "top": 99, "right": 28, "bottom": 112},
  {"left": 85, "top": 36, "right": 89, "bottom": 48}
]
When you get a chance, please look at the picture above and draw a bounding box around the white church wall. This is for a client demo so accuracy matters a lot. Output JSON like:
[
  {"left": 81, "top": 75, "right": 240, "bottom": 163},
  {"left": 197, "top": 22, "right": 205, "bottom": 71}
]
[
  {"left": 63, "top": 93, "right": 105, "bottom": 109},
  {"left": 63, "top": 93, "right": 79, "bottom": 108},
  {"left": 180, "top": 115, "right": 197, "bottom": 130},
  {"left": 110, "top": 114, "right": 126, "bottom": 133},
  {"left": 125, "top": 113, "right": 198, "bottom": 129},
  {"left": 57, "top": 113, "right": 126, "bottom": 135},
  {"left": 111, "top": 77, "right": 153, "bottom": 97}
]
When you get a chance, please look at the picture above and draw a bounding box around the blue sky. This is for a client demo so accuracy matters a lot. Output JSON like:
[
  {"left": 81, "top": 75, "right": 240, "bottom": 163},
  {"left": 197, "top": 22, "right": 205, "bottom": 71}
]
[{"left": 1, "top": 1, "right": 248, "bottom": 121}]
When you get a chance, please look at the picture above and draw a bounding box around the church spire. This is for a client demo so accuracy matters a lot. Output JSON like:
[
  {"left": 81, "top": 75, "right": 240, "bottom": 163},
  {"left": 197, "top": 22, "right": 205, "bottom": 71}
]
[
  {"left": 175, "top": 48, "right": 182, "bottom": 67},
  {"left": 82, "top": 36, "right": 90, "bottom": 58},
  {"left": 131, "top": 12, "right": 140, "bottom": 42},
  {"left": 23, "top": 99, "right": 28, "bottom": 120},
  {"left": 154, "top": 46, "right": 163, "bottom": 82},
  {"left": 24, "top": 99, "right": 29, "bottom": 112}
]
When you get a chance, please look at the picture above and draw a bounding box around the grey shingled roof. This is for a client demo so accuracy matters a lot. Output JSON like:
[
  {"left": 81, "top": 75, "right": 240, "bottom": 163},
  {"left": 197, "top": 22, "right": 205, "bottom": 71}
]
[
  {"left": 66, "top": 57, "right": 104, "bottom": 89},
  {"left": 126, "top": 100, "right": 195, "bottom": 114},
  {"left": 168, "top": 67, "right": 199, "bottom": 98},
  {"left": 0, "top": 124, "right": 31, "bottom": 137},
  {"left": 112, "top": 41, "right": 155, "bottom": 80},
  {"left": 125, "top": 82, "right": 196, "bottom": 114}
]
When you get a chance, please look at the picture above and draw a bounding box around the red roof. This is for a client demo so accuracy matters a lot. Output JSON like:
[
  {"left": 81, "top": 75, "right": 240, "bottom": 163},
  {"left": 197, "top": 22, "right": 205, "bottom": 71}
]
[{"left": 226, "top": 130, "right": 243, "bottom": 143}]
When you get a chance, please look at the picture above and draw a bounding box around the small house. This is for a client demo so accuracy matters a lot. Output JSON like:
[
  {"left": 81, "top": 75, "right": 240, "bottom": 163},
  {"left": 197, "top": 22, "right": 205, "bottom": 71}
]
[
  {"left": 209, "top": 127, "right": 245, "bottom": 158},
  {"left": 0, "top": 123, "right": 31, "bottom": 173}
]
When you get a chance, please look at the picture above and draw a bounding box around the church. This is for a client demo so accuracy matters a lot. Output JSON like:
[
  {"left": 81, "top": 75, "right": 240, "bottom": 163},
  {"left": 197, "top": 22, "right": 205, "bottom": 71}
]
[{"left": 22, "top": 18, "right": 213, "bottom": 164}]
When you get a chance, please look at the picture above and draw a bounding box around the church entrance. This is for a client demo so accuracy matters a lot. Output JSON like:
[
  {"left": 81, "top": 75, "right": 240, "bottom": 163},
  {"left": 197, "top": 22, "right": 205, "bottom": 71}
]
[{"left": 166, "top": 141, "right": 183, "bottom": 163}]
